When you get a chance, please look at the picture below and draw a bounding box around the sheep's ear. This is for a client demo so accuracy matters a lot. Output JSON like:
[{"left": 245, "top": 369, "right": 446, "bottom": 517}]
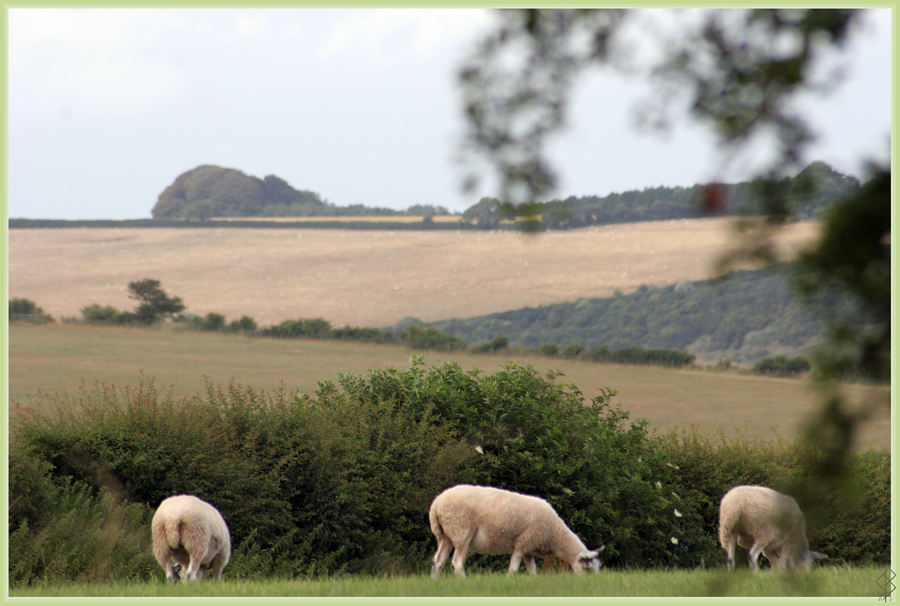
[{"left": 581, "top": 546, "right": 604, "bottom": 560}]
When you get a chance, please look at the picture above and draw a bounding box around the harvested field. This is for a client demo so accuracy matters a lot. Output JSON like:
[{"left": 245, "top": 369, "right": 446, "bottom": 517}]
[{"left": 9, "top": 218, "right": 820, "bottom": 328}]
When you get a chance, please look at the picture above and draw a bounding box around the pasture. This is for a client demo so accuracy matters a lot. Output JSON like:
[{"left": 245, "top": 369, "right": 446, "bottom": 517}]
[
  {"left": 9, "top": 218, "right": 820, "bottom": 328},
  {"left": 9, "top": 567, "right": 887, "bottom": 598},
  {"left": 9, "top": 322, "right": 890, "bottom": 450}
]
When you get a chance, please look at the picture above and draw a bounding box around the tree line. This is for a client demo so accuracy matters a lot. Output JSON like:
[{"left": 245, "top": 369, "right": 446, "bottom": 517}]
[
  {"left": 13, "top": 271, "right": 829, "bottom": 379},
  {"left": 138, "top": 161, "right": 858, "bottom": 229}
]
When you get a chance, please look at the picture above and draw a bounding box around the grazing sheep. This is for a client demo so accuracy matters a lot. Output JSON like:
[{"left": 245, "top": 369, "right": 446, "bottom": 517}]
[
  {"left": 718, "top": 485, "right": 827, "bottom": 570},
  {"left": 429, "top": 484, "right": 604, "bottom": 578},
  {"left": 151, "top": 494, "right": 231, "bottom": 582}
]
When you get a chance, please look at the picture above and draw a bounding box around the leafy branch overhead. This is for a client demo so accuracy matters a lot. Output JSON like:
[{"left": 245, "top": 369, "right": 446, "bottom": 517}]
[{"left": 458, "top": 8, "right": 890, "bottom": 518}]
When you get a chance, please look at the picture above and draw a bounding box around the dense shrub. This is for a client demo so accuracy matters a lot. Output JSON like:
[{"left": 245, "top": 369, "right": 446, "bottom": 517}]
[
  {"left": 400, "top": 325, "right": 466, "bottom": 351},
  {"left": 9, "top": 362, "right": 889, "bottom": 586},
  {"left": 81, "top": 304, "right": 136, "bottom": 325},
  {"left": 261, "top": 317, "right": 333, "bottom": 339},
  {"left": 470, "top": 335, "right": 509, "bottom": 353},
  {"left": 537, "top": 343, "right": 560, "bottom": 357},
  {"left": 654, "top": 429, "right": 890, "bottom": 567},
  {"left": 229, "top": 315, "right": 258, "bottom": 333},
  {"left": 9, "top": 298, "right": 53, "bottom": 322},
  {"left": 586, "top": 345, "right": 696, "bottom": 368},
  {"left": 752, "top": 355, "right": 812, "bottom": 377}
]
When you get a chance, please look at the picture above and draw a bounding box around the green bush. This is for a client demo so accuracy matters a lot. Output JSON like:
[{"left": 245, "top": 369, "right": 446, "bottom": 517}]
[
  {"left": 537, "top": 343, "right": 560, "bottom": 357},
  {"left": 202, "top": 312, "right": 227, "bottom": 331},
  {"left": 653, "top": 428, "right": 890, "bottom": 568},
  {"left": 400, "top": 325, "right": 466, "bottom": 351},
  {"left": 9, "top": 363, "right": 889, "bottom": 586},
  {"left": 229, "top": 315, "right": 258, "bottom": 333},
  {"left": 9, "top": 298, "right": 53, "bottom": 322},
  {"left": 261, "top": 318, "right": 333, "bottom": 339},
  {"left": 81, "top": 304, "right": 135, "bottom": 325},
  {"left": 752, "top": 355, "right": 812, "bottom": 377},
  {"left": 470, "top": 335, "right": 509, "bottom": 353},
  {"left": 561, "top": 343, "right": 586, "bottom": 359}
]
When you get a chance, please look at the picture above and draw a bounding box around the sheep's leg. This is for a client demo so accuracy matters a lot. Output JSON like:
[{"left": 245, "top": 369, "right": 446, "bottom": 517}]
[
  {"left": 184, "top": 550, "right": 205, "bottom": 582},
  {"left": 747, "top": 542, "right": 765, "bottom": 571},
  {"left": 722, "top": 535, "right": 736, "bottom": 570},
  {"left": 450, "top": 543, "right": 471, "bottom": 577},
  {"left": 431, "top": 536, "right": 453, "bottom": 579},
  {"left": 507, "top": 550, "right": 525, "bottom": 575},
  {"left": 209, "top": 553, "right": 226, "bottom": 580},
  {"left": 524, "top": 556, "right": 537, "bottom": 575},
  {"left": 165, "top": 560, "right": 179, "bottom": 583}
]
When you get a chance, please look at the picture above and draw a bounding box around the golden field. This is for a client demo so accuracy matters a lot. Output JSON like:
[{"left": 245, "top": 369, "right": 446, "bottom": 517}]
[
  {"left": 9, "top": 218, "right": 820, "bottom": 328},
  {"left": 8, "top": 323, "right": 890, "bottom": 451}
]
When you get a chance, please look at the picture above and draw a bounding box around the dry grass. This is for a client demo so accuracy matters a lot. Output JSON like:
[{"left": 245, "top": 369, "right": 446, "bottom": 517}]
[
  {"left": 9, "top": 323, "right": 889, "bottom": 450},
  {"left": 9, "top": 218, "right": 821, "bottom": 328}
]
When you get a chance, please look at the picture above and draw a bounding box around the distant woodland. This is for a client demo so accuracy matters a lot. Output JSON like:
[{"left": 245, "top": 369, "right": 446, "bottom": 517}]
[
  {"left": 416, "top": 262, "right": 872, "bottom": 366},
  {"left": 149, "top": 161, "right": 860, "bottom": 228}
]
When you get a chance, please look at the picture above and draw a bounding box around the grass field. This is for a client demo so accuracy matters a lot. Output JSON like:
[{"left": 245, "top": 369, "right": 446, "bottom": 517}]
[
  {"left": 9, "top": 322, "right": 890, "bottom": 450},
  {"left": 9, "top": 218, "right": 821, "bottom": 329},
  {"left": 9, "top": 566, "right": 887, "bottom": 599}
]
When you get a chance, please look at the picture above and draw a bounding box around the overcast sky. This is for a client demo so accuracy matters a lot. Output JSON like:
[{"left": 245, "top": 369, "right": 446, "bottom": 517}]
[{"left": 7, "top": 7, "right": 892, "bottom": 220}]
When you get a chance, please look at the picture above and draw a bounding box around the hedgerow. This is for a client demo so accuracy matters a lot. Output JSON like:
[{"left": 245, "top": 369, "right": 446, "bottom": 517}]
[{"left": 9, "top": 361, "right": 889, "bottom": 587}]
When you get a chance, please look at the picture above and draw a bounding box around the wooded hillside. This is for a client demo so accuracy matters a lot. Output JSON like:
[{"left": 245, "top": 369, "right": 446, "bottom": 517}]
[{"left": 420, "top": 262, "right": 869, "bottom": 366}]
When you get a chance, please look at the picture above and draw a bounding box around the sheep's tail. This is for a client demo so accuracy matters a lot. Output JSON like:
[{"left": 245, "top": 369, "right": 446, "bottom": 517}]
[
  {"left": 429, "top": 507, "right": 444, "bottom": 540},
  {"left": 164, "top": 518, "right": 183, "bottom": 550},
  {"left": 718, "top": 499, "right": 740, "bottom": 548}
]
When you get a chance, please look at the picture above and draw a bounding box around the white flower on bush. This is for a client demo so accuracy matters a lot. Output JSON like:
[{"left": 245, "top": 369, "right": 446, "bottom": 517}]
[
  {"left": 474, "top": 445, "right": 483, "bottom": 454},
  {"left": 674, "top": 508, "right": 682, "bottom": 518},
  {"left": 671, "top": 537, "right": 678, "bottom": 545},
  {"left": 655, "top": 481, "right": 662, "bottom": 489}
]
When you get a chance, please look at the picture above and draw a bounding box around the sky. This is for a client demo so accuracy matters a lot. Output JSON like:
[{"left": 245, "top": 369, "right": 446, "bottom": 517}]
[{"left": 6, "top": 7, "right": 893, "bottom": 220}]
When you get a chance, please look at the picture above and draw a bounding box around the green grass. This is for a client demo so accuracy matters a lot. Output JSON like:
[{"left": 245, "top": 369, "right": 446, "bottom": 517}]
[{"left": 10, "top": 567, "right": 886, "bottom": 599}]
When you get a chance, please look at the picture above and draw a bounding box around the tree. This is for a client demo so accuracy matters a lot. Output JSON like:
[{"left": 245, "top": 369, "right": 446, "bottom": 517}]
[
  {"left": 458, "top": 8, "right": 889, "bottom": 522},
  {"left": 128, "top": 279, "right": 185, "bottom": 324}
]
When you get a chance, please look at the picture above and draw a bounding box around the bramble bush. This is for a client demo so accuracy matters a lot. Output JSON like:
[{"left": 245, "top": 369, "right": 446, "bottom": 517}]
[{"left": 9, "top": 361, "right": 889, "bottom": 586}]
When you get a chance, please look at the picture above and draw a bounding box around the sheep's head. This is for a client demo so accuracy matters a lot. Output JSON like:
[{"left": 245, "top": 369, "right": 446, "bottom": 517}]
[{"left": 577, "top": 546, "right": 605, "bottom": 573}]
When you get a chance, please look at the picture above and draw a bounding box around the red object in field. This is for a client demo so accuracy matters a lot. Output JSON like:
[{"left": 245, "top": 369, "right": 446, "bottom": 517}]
[{"left": 700, "top": 183, "right": 726, "bottom": 214}]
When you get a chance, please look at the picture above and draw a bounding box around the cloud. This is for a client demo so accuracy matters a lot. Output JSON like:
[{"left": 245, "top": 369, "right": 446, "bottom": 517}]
[
  {"left": 8, "top": 8, "right": 494, "bottom": 124},
  {"left": 9, "top": 8, "right": 191, "bottom": 121},
  {"left": 317, "top": 8, "right": 494, "bottom": 66}
]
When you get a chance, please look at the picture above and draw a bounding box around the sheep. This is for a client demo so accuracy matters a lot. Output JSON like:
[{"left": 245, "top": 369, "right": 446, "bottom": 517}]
[
  {"left": 429, "top": 484, "right": 604, "bottom": 578},
  {"left": 151, "top": 494, "right": 231, "bottom": 582},
  {"left": 718, "top": 485, "right": 827, "bottom": 570}
]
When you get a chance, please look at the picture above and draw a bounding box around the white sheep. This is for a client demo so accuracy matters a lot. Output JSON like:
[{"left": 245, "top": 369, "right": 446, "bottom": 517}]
[
  {"left": 151, "top": 494, "right": 231, "bottom": 582},
  {"left": 718, "top": 485, "right": 827, "bottom": 570},
  {"left": 429, "top": 484, "right": 604, "bottom": 578}
]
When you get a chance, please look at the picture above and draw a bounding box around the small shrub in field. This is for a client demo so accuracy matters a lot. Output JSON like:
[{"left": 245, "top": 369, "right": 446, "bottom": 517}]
[
  {"left": 561, "top": 343, "right": 586, "bottom": 359},
  {"left": 400, "top": 324, "right": 466, "bottom": 351},
  {"left": 202, "top": 312, "right": 227, "bottom": 331},
  {"left": 752, "top": 355, "right": 811, "bottom": 377},
  {"left": 538, "top": 343, "right": 559, "bottom": 357},
  {"left": 9, "top": 298, "right": 53, "bottom": 322},
  {"left": 81, "top": 304, "right": 134, "bottom": 325},
  {"left": 229, "top": 315, "right": 258, "bottom": 332}
]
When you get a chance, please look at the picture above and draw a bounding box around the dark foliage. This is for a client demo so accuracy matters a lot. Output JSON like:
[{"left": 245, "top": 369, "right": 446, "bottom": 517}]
[{"left": 423, "top": 263, "right": 874, "bottom": 368}]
